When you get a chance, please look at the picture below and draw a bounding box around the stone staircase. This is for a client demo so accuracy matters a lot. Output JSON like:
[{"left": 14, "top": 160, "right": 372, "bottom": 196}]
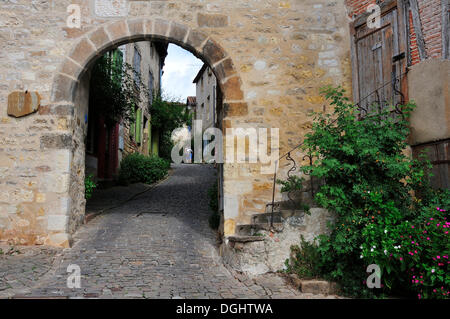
[
  {"left": 228, "top": 188, "right": 316, "bottom": 243},
  {"left": 220, "top": 188, "right": 334, "bottom": 279}
]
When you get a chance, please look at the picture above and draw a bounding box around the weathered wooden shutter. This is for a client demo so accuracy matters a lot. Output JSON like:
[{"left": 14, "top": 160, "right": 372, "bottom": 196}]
[
  {"left": 412, "top": 140, "right": 450, "bottom": 190},
  {"left": 136, "top": 108, "right": 142, "bottom": 144},
  {"left": 352, "top": 5, "right": 406, "bottom": 113},
  {"left": 130, "top": 107, "right": 136, "bottom": 139}
]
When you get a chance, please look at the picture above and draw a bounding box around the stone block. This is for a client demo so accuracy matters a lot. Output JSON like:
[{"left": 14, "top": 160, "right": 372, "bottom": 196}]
[
  {"left": 169, "top": 22, "right": 188, "bottom": 43},
  {"left": 153, "top": 19, "right": 170, "bottom": 38},
  {"left": 222, "top": 76, "right": 244, "bottom": 101},
  {"left": 44, "top": 232, "right": 71, "bottom": 248},
  {"left": 7, "top": 91, "right": 41, "bottom": 118},
  {"left": 106, "top": 20, "right": 130, "bottom": 43},
  {"left": 40, "top": 134, "right": 72, "bottom": 150},
  {"left": 60, "top": 58, "right": 84, "bottom": 80},
  {"left": 51, "top": 73, "right": 77, "bottom": 103},
  {"left": 47, "top": 215, "right": 68, "bottom": 231},
  {"left": 300, "top": 280, "right": 331, "bottom": 295},
  {"left": 69, "top": 38, "right": 97, "bottom": 67},
  {"left": 127, "top": 19, "right": 146, "bottom": 40},
  {"left": 186, "top": 29, "right": 208, "bottom": 49},
  {"left": 88, "top": 27, "right": 111, "bottom": 52},
  {"left": 224, "top": 102, "right": 248, "bottom": 117},
  {"left": 213, "top": 58, "right": 236, "bottom": 81},
  {"left": 197, "top": 13, "right": 229, "bottom": 28},
  {"left": 202, "top": 39, "right": 227, "bottom": 65}
]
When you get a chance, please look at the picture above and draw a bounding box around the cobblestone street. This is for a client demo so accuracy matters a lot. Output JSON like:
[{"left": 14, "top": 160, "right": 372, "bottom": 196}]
[{"left": 0, "top": 164, "right": 337, "bottom": 299}]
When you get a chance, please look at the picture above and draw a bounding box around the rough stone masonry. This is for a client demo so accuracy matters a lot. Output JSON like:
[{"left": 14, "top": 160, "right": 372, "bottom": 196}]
[{"left": 0, "top": 0, "right": 352, "bottom": 247}]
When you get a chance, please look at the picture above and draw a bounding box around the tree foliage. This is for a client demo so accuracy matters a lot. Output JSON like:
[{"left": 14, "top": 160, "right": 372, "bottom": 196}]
[
  {"left": 89, "top": 51, "right": 150, "bottom": 128},
  {"left": 283, "top": 86, "right": 449, "bottom": 298}
]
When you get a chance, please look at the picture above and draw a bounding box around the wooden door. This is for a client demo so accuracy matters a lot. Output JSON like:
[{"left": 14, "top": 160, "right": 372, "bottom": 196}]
[{"left": 351, "top": 4, "right": 407, "bottom": 115}]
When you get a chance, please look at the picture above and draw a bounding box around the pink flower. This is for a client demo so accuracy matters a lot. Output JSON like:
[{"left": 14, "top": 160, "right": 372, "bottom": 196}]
[{"left": 437, "top": 256, "right": 441, "bottom": 259}]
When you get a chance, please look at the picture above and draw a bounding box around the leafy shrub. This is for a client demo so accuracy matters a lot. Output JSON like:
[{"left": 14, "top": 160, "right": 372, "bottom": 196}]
[
  {"left": 282, "top": 86, "right": 448, "bottom": 298},
  {"left": 119, "top": 153, "right": 170, "bottom": 185},
  {"left": 85, "top": 174, "right": 97, "bottom": 200},
  {"left": 276, "top": 175, "right": 304, "bottom": 193},
  {"left": 361, "top": 190, "right": 449, "bottom": 299},
  {"left": 208, "top": 182, "right": 220, "bottom": 230},
  {"left": 285, "top": 236, "right": 321, "bottom": 279}
]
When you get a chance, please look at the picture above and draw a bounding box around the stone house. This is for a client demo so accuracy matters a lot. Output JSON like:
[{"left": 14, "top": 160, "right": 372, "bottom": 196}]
[
  {"left": 85, "top": 41, "right": 167, "bottom": 181},
  {"left": 0, "top": 0, "right": 447, "bottom": 249},
  {"left": 193, "top": 64, "right": 219, "bottom": 138}
]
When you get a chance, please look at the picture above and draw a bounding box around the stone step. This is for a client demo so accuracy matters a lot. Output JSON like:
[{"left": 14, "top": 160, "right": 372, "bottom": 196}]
[
  {"left": 286, "top": 274, "right": 339, "bottom": 296},
  {"left": 236, "top": 223, "right": 284, "bottom": 236},
  {"left": 253, "top": 210, "right": 306, "bottom": 224},
  {"left": 227, "top": 235, "right": 265, "bottom": 243}
]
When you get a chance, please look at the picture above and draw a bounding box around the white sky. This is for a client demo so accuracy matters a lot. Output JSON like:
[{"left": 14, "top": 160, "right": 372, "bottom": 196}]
[{"left": 161, "top": 44, "right": 204, "bottom": 103}]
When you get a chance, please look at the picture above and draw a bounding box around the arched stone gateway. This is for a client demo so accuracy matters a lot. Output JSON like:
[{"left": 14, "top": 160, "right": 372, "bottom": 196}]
[
  {"left": 52, "top": 19, "right": 244, "bottom": 104},
  {"left": 0, "top": 1, "right": 353, "bottom": 247},
  {"left": 53, "top": 19, "right": 247, "bottom": 246}
]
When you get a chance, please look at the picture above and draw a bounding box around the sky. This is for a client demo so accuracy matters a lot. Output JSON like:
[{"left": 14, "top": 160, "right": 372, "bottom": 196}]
[{"left": 161, "top": 44, "right": 204, "bottom": 103}]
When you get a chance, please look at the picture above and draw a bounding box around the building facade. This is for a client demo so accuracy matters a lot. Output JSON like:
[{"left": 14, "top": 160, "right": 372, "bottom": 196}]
[
  {"left": 0, "top": 0, "right": 447, "bottom": 247},
  {"left": 193, "top": 64, "right": 218, "bottom": 136},
  {"left": 85, "top": 41, "right": 167, "bottom": 181},
  {"left": 346, "top": 0, "right": 449, "bottom": 189}
]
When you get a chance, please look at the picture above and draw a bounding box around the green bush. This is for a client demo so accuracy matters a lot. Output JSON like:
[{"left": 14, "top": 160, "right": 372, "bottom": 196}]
[
  {"left": 283, "top": 86, "right": 449, "bottom": 299},
  {"left": 208, "top": 182, "right": 220, "bottom": 230},
  {"left": 118, "top": 153, "right": 170, "bottom": 185},
  {"left": 360, "top": 190, "right": 449, "bottom": 299},
  {"left": 85, "top": 174, "right": 97, "bottom": 200},
  {"left": 285, "top": 236, "right": 321, "bottom": 279}
]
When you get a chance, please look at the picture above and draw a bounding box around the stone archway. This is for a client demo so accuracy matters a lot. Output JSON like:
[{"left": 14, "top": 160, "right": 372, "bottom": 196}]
[
  {"left": 52, "top": 18, "right": 244, "bottom": 104},
  {"left": 49, "top": 19, "right": 246, "bottom": 246}
]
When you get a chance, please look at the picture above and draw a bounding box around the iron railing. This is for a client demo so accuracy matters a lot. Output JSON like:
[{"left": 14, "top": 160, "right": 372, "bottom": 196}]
[{"left": 267, "top": 71, "right": 408, "bottom": 229}]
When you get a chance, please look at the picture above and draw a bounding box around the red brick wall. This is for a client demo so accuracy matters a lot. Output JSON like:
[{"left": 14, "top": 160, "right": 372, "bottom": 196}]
[
  {"left": 346, "top": 0, "right": 445, "bottom": 64},
  {"left": 417, "top": 0, "right": 443, "bottom": 59}
]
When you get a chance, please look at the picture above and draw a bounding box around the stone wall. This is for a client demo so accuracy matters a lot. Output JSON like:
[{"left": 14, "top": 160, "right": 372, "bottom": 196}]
[
  {"left": 221, "top": 208, "right": 335, "bottom": 276},
  {"left": 0, "top": 0, "right": 352, "bottom": 246},
  {"left": 121, "top": 41, "right": 162, "bottom": 158}
]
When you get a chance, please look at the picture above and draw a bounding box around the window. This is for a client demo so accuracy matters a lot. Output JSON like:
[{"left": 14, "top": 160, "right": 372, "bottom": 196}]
[{"left": 133, "top": 47, "right": 141, "bottom": 86}]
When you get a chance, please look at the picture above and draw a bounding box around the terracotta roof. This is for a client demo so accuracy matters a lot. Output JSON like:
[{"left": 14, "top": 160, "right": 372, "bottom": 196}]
[{"left": 186, "top": 96, "right": 197, "bottom": 105}]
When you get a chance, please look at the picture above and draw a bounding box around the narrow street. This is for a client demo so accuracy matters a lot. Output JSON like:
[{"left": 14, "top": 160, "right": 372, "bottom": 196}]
[{"left": 1, "top": 164, "right": 333, "bottom": 299}]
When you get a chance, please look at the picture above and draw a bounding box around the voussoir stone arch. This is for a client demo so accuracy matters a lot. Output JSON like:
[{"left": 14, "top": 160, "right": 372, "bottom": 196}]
[{"left": 51, "top": 18, "right": 245, "bottom": 107}]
